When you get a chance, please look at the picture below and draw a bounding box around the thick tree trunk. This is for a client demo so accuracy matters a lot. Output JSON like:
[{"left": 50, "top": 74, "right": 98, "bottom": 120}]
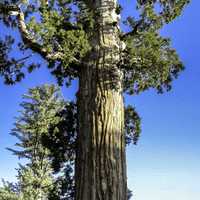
[{"left": 75, "top": 0, "right": 127, "bottom": 199}]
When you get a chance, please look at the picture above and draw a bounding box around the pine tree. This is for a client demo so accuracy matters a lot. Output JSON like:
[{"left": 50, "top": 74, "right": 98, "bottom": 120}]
[
  {"left": 7, "top": 84, "right": 67, "bottom": 200},
  {"left": 0, "top": 1, "right": 190, "bottom": 199},
  {"left": 0, "top": 179, "right": 21, "bottom": 200}
]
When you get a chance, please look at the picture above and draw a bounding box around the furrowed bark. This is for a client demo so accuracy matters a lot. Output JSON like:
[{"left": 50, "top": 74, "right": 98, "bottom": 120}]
[{"left": 75, "top": 0, "right": 127, "bottom": 199}]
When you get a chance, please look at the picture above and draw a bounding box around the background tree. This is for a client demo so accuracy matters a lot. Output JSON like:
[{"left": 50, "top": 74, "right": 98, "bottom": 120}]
[
  {"left": 4, "top": 84, "right": 71, "bottom": 200},
  {"left": 0, "top": 180, "right": 20, "bottom": 200},
  {"left": 0, "top": 0, "right": 190, "bottom": 200}
]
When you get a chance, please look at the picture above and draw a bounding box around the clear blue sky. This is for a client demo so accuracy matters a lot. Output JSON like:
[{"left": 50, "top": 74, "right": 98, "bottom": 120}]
[{"left": 0, "top": 1, "right": 200, "bottom": 200}]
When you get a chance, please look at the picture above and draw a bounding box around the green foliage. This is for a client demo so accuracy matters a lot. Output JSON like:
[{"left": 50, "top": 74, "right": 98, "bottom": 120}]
[
  {"left": 0, "top": 36, "right": 25, "bottom": 84},
  {"left": 0, "top": 36, "right": 41, "bottom": 85},
  {"left": 9, "top": 84, "right": 65, "bottom": 159},
  {"left": 121, "top": 0, "right": 189, "bottom": 94},
  {"left": 0, "top": 0, "right": 91, "bottom": 86},
  {"left": 16, "top": 163, "right": 53, "bottom": 200},
  {"left": 26, "top": 8, "right": 90, "bottom": 63},
  {"left": 0, "top": 180, "right": 20, "bottom": 200},
  {"left": 0, "top": 0, "right": 190, "bottom": 92},
  {"left": 5, "top": 84, "right": 71, "bottom": 200},
  {"left": 136, "top": 0, "right": 190, "bottom": 25},
  {"left": 41, "top": 102, "right": 77, "bottom": 199},
  {"left": 123, "top": 31, "right": 184, "bottom": 94},
  {"left": 125, "top": 105, "right": 141, "bottom": 145}
]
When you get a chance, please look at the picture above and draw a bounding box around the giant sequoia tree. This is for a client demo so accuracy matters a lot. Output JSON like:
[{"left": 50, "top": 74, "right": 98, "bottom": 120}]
[{"left": 0, "top": 0, "right": 190, "bottom": 200}]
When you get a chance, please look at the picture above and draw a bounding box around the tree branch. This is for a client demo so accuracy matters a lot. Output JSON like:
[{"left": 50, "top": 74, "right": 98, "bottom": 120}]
[
  {"left": 0, "top": 3, "right": 69, "bottom": 62},
  {"left": 120, "top": 19, "right": 143, "bottom": 40}
]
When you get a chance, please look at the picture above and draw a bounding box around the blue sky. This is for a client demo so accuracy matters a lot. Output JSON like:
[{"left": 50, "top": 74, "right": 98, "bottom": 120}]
[{"left": 0, "top": 1, "right": 200, "bottom": 200}]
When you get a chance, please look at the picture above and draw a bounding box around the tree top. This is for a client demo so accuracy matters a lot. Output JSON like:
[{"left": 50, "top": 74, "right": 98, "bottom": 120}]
[{"left": 0, "top": 0, "right": 190, "bottom": 94}]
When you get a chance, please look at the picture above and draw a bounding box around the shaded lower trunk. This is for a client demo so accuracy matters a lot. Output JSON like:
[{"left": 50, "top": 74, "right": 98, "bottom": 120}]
[{"left": 75, "top": 57, "right": 127, "bottom": 200}]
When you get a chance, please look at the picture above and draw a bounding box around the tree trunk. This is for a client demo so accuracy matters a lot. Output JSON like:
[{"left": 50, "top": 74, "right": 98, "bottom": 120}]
[{"left": 75, "top": 0, "right": 127, "bottom": 199}]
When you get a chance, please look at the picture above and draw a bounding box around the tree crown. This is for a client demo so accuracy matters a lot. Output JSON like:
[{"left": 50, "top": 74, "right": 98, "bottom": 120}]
[{"left": 0, "top": 0, "right": 190, "bottom": 94}]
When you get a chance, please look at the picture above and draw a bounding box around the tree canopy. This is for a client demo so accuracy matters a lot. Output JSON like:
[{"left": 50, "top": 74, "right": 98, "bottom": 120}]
[{"left": 0, "top": 0, "right": 189, "bottom": 91}]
